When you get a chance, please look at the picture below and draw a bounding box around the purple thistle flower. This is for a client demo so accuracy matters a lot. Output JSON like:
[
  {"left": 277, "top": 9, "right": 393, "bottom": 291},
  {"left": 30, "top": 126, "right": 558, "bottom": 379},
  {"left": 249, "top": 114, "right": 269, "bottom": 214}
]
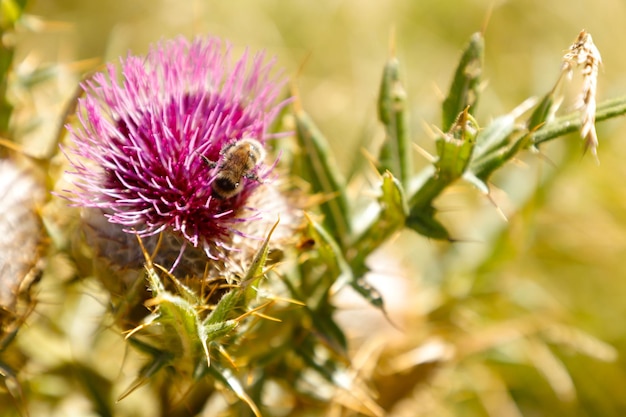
[{"left": 64, "top": 36, "right": 289, "bottom": 258}]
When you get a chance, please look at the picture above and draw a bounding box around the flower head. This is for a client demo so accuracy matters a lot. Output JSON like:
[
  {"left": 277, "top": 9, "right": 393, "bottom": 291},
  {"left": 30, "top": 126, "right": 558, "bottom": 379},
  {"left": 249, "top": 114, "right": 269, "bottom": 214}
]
[{"left": 64, "top": 36, "right": 288, "bottom": 257}]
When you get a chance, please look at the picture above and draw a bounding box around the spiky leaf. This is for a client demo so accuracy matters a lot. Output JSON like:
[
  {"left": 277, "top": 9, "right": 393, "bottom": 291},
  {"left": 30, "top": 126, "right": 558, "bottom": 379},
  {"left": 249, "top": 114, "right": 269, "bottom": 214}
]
[
  {"left": 305, "top": 214, "right": 353, "bottom": 300},
  {"left": 118, "top": 340, "right": 173, "bottom": 401},
  {"left": 406, "top": 110, "right": 478, "bottom": 240},
  {"left": 207, "top": 365, "right": 262, "bottom": 417},
  {"left": 351, "top": 171, "right": 407, "bottom": 273},
  {"left": 293, "top": 105, "right": 351, "bottom": 246},
  {"left": 442, "top": 32, "right": 484, "bottom": 131},
  {"left": 378, "top": 55, "right": 412, "bottom": 187}
]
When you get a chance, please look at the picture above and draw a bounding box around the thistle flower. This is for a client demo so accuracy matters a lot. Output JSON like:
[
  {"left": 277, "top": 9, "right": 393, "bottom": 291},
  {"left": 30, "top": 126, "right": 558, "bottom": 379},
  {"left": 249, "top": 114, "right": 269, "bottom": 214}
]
[{"left": 63, "top": 36, "right": 289, "bottom": 262}]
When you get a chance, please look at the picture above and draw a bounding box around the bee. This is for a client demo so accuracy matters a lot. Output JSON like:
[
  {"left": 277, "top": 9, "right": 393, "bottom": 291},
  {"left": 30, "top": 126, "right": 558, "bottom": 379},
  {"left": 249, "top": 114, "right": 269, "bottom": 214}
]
[{"left": 201, "top": 138, "right": 266, "bottom": 199}]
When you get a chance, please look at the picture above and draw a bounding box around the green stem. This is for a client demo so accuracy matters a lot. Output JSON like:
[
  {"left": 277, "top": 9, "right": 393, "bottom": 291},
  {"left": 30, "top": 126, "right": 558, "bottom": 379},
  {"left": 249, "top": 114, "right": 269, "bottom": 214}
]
[{"left": 532, "top": 95, "right": 626, "bottom": 146}]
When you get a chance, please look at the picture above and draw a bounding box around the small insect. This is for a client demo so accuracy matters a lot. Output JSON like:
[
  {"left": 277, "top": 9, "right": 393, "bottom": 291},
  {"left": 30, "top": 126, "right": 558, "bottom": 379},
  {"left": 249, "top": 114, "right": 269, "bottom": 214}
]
[{"left": 201, "top": 138, "right": 266, "bottom": 199}]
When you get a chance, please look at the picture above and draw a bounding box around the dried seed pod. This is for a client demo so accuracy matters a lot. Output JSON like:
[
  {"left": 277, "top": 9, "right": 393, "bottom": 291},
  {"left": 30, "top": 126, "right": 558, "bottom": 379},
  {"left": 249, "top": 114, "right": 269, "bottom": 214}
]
[
  {"left": 0, "top": 160, "right": 45, "bottom": 337},
  {"left": 562, "top": 30, "right": 602, "bottom": 159}
]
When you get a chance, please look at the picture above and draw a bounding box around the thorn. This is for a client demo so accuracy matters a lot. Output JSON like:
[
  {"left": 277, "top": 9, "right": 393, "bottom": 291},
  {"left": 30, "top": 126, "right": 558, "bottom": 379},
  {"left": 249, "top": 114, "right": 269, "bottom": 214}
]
[
  {"left": 412, "top": 142, "right": 436, "bottom": 163},
  {"left": 388, "top": 26, "right": 397, "bottom": 58},
  {"left": 486, "top": 192, "right": 508, "bottom": 222},
  {"left": 481, "top": 2, "right": 494, "bottom": 35},
  {"left": 359, "top": 146, "right": 383, "bottom": 179}
]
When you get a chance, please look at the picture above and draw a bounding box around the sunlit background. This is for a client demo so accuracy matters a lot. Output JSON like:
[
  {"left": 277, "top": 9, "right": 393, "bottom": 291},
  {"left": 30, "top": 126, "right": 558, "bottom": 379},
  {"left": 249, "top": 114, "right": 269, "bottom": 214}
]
[{"left": 7, "top": 0, "right": 626, "bottom": 415}]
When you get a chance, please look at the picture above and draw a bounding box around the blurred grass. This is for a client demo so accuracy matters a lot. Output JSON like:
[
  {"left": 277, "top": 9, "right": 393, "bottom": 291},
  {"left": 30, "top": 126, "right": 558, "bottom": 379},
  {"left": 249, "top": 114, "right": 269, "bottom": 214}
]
[{"left": 8, "top": 0, "right": 626, "bottom": 415}]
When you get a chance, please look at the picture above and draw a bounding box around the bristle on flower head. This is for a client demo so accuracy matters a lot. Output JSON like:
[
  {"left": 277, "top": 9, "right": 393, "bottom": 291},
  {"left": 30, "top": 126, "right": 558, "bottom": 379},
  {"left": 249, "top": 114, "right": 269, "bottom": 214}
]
[{"left": 63, "top": 36, "right": 289, "bottom": 257}]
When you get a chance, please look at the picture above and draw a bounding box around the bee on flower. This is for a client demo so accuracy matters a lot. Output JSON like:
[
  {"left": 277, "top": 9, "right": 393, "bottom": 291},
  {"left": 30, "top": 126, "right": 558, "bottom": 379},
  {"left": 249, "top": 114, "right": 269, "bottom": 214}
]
[{"left": 201, "top": 137, "right": 266, "bottom": 200}]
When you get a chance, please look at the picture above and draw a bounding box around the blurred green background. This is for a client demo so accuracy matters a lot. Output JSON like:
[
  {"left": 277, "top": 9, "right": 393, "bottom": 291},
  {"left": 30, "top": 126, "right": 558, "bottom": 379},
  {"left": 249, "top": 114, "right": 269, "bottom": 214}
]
[{"left": 8, "top": 0, "right": 626, "bottom": 415}]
